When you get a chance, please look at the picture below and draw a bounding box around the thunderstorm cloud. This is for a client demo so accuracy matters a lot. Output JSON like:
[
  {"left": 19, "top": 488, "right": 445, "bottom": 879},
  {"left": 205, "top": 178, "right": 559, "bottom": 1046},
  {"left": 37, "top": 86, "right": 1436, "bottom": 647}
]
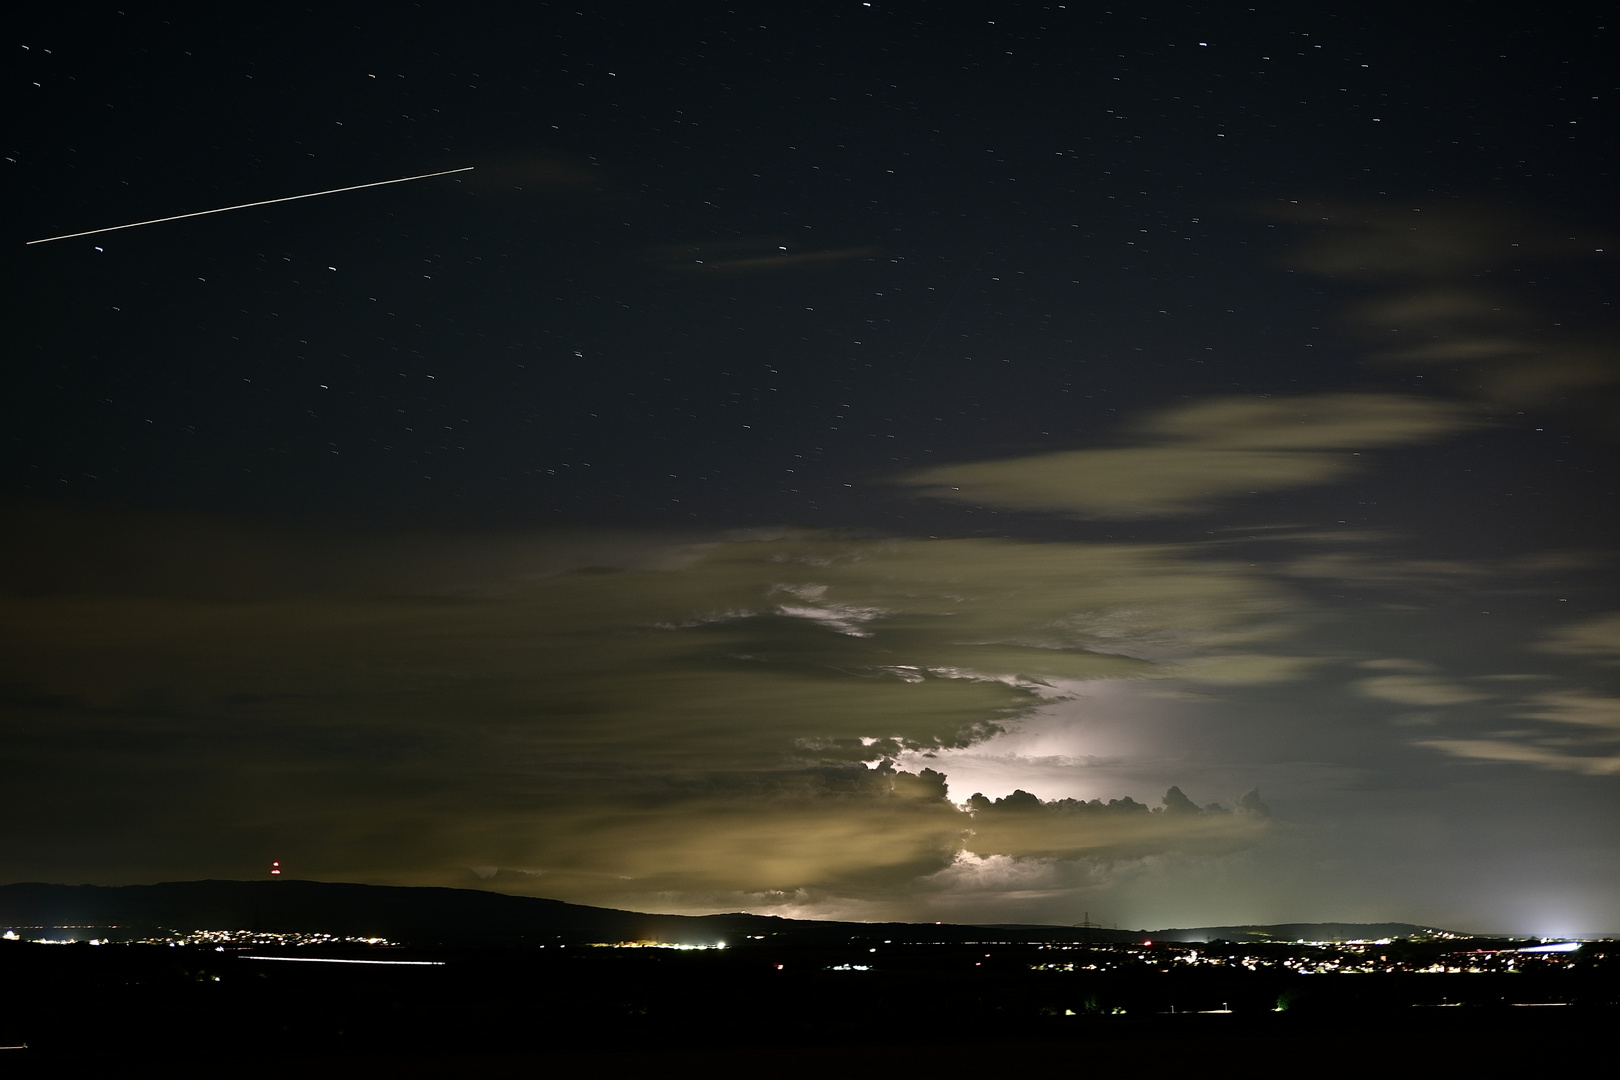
[{"left": 0, "top": 507, "right": 1287, "bottom": 911}]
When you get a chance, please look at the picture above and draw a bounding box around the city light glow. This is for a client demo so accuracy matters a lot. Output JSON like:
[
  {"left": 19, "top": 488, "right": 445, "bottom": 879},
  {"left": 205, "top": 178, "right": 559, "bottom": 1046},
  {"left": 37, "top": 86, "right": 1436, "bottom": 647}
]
[{"left": 589, "top": 941, "right": 727, "bottom": 950}]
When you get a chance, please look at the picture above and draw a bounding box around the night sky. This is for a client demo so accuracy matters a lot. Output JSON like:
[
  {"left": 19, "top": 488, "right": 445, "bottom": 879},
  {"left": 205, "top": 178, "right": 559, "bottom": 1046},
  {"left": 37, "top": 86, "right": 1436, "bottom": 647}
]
[{"left": 5, "top": 3, "right": 1616, "bottom": 934}]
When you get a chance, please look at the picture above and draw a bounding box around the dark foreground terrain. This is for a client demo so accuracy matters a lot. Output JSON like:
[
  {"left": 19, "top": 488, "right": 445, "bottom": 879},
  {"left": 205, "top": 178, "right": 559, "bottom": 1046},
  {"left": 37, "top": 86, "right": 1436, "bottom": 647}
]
[
  {"left": 2, "top": 935, "right": 1615, "bottom": 1076},
  {"left": 1, "top": 881, "right": 1614, "bottom": 1074}
]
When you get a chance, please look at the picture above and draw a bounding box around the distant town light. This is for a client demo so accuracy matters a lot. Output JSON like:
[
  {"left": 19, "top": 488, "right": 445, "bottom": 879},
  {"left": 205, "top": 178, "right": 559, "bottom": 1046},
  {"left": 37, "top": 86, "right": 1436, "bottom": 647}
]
[{"left": 590, "top": 940, "right": 727, "bottom": 950}]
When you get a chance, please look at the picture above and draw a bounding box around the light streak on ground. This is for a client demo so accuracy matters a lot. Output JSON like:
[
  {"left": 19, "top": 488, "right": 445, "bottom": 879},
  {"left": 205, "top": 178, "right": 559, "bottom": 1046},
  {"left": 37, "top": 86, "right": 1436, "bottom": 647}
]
[
  {"left": 25, "top": 167, "right": 475, "bottom": 245},
  {"left": 240, "top": 955, "right": 444, "bottom": 966}
]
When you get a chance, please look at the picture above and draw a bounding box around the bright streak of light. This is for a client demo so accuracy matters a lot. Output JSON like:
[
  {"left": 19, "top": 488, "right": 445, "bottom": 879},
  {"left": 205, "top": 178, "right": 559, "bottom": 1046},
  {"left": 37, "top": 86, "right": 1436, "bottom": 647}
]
[
  {"left": 25, "top": 167, "right": 475, "bottom": 245},
  {"left": 240, "top": 955, "right": 444, "bottom": 966}
]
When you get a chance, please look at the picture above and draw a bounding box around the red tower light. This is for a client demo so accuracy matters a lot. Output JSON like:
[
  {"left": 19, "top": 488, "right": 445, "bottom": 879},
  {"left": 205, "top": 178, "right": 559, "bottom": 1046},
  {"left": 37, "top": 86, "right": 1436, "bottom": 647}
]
[{"left": 271, "top": 861, "right": 281, "bottom": 876}]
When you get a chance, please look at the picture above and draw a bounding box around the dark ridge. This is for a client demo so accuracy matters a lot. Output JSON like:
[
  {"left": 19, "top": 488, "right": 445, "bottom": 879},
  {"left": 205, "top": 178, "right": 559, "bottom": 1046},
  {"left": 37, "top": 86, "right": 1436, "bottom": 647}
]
[
  {"left": 0, "top": 879, "right": 764, "bottom": 946},
  {"left": 1148, "top": 922, "right": 1457, "bottom": 943},
  {"left": 0, "top": 879, "right": 1466, "bottom": 945}
]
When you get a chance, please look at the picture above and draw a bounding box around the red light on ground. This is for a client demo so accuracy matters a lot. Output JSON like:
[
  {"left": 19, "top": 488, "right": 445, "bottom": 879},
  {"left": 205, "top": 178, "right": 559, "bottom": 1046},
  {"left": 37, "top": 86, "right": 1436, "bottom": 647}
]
[{"left": 1143, "top": 940, "right": 1152, "bottom": 946}]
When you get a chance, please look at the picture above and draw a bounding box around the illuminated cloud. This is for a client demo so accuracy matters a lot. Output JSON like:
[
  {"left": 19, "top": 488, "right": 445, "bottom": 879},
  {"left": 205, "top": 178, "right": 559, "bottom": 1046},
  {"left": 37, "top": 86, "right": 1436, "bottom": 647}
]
[
  {"left": 1283, "top": 552, "right": 1493, "bottom": 592},
  {"left": 1356, "top": 675, "right": 1493, "bottom": 707},
  {"left": 0, "top": 510, "right": 1292, "bottom": 908},
  {"left": 1537, "top": 612, "right": 1620, "bottom": 664},
  {"left": 1518, "top": 689, "right": 1620, "bottom": 734},
  {"left": 1167, "top": 654, "right": 1318, "bottom": 686},
  {"left": 1355, "top": 285, "right": 1619, "bottom": 407},
  {"left": 499, "top": 782, "right": 1270, "bottom": 909},
  {"left": 959, "top": 788, "right": 1268, "bottom": 863},
  {"left": 898, "top": 393, "right": 1473, "bottom": 518},
  {"left": 486, "top": 790, "right": 970, "bottom": 899},
  {"left": 1411, "top": 687, "right": 1620, "bottom": 776},
  {"left": 1415, "top": 738, "right": 1620, "bottom": 777}
]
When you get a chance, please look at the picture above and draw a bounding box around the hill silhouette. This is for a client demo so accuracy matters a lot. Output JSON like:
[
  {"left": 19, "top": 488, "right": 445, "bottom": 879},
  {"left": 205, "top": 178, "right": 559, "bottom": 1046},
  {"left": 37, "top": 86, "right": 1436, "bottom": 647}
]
[
  {"left": 1145, "top": 922, "right": 1452, "bottom": 943},
  {"left": 0, "top": 879, "right": 1453, "bottom": 946}
]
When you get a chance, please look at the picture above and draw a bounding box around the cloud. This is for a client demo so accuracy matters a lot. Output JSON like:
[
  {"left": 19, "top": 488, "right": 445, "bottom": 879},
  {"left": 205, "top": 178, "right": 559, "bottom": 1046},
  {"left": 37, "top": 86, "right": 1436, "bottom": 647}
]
[
  {"left": 1415, "top": 738, "right": 1620, "bottom": 777},
  {"left": 1344, "top": 642, "right": 1620, "bottom": 775},
  {"left": 1168, "top": 654, "right": 1318, "bottom": 685},
  {"left": 1236, "top": 787, "right": 1270, "bottom": 816},
  {"left": 957, "top": 786, "right": 1269, "bottom": 863},
  {"left": 1266, "top": 201, "right": 1597, "bottom": 280},
  {"left": 1273, "top": 202, "right": 1620, "bottom": 411},
  {"left": 1130, "top": 394, "right": 1471, "bottom": 450},
  {"left": 1356, "top": 675, "right": 1493, "bottom": 707},
  {"left": 1410, "top": 688, "right": 1620, "bottom": 776},
  {"left": 897, "top": 393, "right": 1474, "bottom": 518},
  {"left": 1283, "top": 553, "right": 1494, "bottom": 591},
  {"left": 0, "top": 507, "right": 1293, "bottom": 907},
  {"left": 1393, "top": 615, "right": 1620, "bottom": 776},
  {"left": 1537, "top": 613, "right": 1620, "bottom": 664},
  {"left": 1517, "top": 690, "right": 1620, "bottom": 734},
  {"left": 1354, "top": 285, "right": 1619, "bottom": 407},
  {"left": 485, "top": 786, "right": 969, "bottom": 899},
  {"left": 461, "top": 779, "right": 1267, "bottom": 906}
]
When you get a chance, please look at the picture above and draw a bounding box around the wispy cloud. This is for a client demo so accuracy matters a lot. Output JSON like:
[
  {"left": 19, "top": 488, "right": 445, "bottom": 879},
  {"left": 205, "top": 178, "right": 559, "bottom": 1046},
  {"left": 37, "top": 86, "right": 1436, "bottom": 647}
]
[
  {"left": 1356, "top": 675, "right": 1493, "bottom": 707},
  {"left": 898, "top": 393, "right": 1473, "bottom": 518},
  {"left": 1415, "top": 738, "right": 1620, "bottom": 777},
  {"left": 1538, "top": 612, "right": 1620, "bottom": 664},
  {"left": 1274, "top": 201, "right": 1619, "bottom": 412},
  {"left": 1406, "top": 684, "right": 1620, "bottom": 777}
]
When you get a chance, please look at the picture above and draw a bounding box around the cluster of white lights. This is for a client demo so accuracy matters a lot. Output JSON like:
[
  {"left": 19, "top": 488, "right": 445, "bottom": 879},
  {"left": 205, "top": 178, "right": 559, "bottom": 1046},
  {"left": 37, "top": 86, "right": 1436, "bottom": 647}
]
[
  {"left": 157, "top": 929, "right": 396, "bottom": 948},
  {"left": 1023, "top": 939, "right": 1595, "bottom": 976},
  {"left": 590, "top": 940, "right": 727, "bottom": 950}
]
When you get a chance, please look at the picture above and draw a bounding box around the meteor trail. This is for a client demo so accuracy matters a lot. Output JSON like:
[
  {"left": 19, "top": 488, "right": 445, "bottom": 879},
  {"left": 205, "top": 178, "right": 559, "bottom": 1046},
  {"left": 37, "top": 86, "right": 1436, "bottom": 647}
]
[{"left": 25, "top": 166, "right": 475, "bottom": 245}]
